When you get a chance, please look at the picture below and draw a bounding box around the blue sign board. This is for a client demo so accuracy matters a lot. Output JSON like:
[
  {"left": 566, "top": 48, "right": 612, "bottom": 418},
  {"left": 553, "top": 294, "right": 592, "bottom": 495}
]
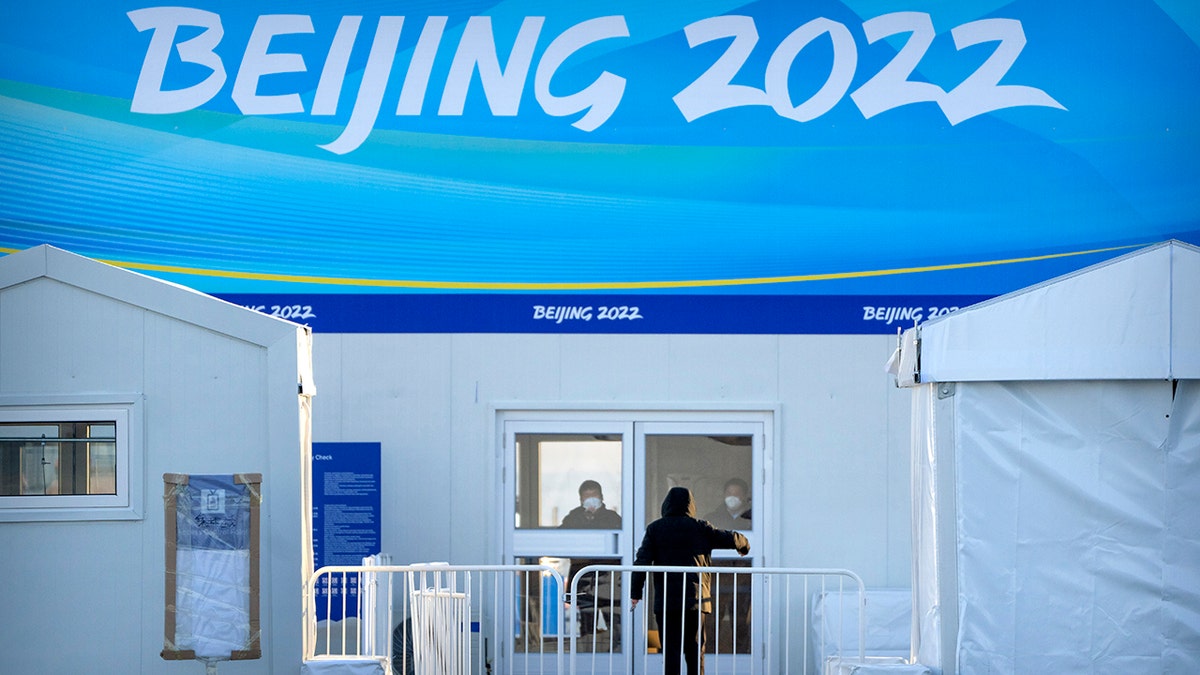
[{"left": 311, "top": 441, "right": 382, "bottom": 621}]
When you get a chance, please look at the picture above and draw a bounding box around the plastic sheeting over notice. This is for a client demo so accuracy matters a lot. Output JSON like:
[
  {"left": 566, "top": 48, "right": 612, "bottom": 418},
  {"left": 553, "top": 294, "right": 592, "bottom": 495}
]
[{"left": 163, "top": 473, "right": 262, "bottom": 662}]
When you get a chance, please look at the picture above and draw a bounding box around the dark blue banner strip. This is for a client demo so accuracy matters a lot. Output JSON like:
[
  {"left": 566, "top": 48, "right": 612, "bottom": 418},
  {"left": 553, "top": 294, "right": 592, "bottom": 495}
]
[{"left": 216, "top": 294, "right": 991, "bottom": 334}]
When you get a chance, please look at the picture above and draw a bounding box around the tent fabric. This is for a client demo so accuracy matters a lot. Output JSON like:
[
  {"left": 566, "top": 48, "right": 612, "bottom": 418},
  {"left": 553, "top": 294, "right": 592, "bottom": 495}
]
[
  {"left": 902, "top": 240, "right": 1200, "bottom": 673},
  {"left": 911, "top": 380, "right": 1200, "bottom": 673},
  {"left": 909, "top": 384, "right": 947, "bottom": 669},
  {"left": 900, "top": 241, "right": 1200, "bottom": 383}
]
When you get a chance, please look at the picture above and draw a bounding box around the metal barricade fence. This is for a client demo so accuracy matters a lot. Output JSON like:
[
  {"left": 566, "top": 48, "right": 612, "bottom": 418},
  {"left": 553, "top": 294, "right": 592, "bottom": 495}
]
[
  {"left": 304, "top": 562, "right": 865, "bottom": 675},
  {"left": 304, "top": 562, "right": 567, "bottom": 675},
  {"left": 567, "top": 565, "right": 866, "bottom": 675}
]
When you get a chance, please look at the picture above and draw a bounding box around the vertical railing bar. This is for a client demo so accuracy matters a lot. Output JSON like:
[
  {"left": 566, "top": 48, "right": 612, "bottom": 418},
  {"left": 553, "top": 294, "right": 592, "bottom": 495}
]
[
  {"left": 405, "top": 570, "right": 412, "bottom": 675},
  {"left": 679, "top": 571, "right": 686, "bottom": 673},
  {"left": 356, "top": 568, "right": 364, "bottom": 656},
  {"left": 858, "top": 574, "right": 866, "bottom": 666},
  {"left": 384, "top": 570, "right": 393, "bottom": 675},
  {"left": 785, "top": 574, "right": 792, "bottom": 675},
  {"left": 607, "top": 569, "right": 614, "bottom": 673},
  {"left": 759, "top": 572, "right": 767, "bottom": 675},
  {"left": 568, "top": 566, "right": 575, "bottom": 675},
  {"left": 803, "top": 575, "right": 810, "bottom": 675},
  {"left": 419, "top": 568, "right": 427, "bottom": 673},
  {"left": 463, "top": 572, "right": 470, "bottom": 675},
  {"left": 530, "top": 567, "right": 536, "bottom": 670},
  {"left": 558, "top": 567, "right": 566, "bottom": 675},
  {"left": 654, "top": 570, "right": 662, "bottom": 675},
  {"left": 358, "top": 567, "right": 366, "bottom": 659},
  {"left": 511, "top": 570, "right": 517, "bottom": 674},
  {"left": 473, "top": 572, "right": 480, "bottom": 675},
  {"left": 532, "top": 567, "right": 540, "bottom": 674},
  {"left": 339, "top": 572, "right": 348, "bottom": 656},
  {"left": 821, "top": 575, "right": 829, "bottom": 672},
  {"left": 493, "top": 572, "right": 502, "bottom": 675},
  {"left": 641, "top": 571, "right": 650, "bottom": 675},
  {"left": 585, "top": 566, "right": 595, "bottom": 672},
  {"left": 716, "top": 572, "right": 723, "bottom": 673},
  {"left": 519, "top": 569, "right": 527, "bottom": 674},
  {"left": 764, "top": 573, "right": 772, "bottom": 675},
  {"left": 729, "top": 570, "right": 736, "bottom": 674},
  {"left": 464, "top": 571, "right": 470, "bottom": 675},
  {"left": 840, "top": 569, "right": 849, "bottom": 662},
  {"left": 324, "top": 574, "right": 333, "bottom": 656}
]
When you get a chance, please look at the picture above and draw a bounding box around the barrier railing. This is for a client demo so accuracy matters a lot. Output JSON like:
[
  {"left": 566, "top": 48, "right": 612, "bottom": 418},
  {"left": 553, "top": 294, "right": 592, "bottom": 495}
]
[
  {"left": 305, "top": 562, "right": 566, "bottom": 675},
  {"left": 303, "top": 562, "right": 866, "bottom": 675},
  {"left": 568, "top": 564, "right": 865, "bottom": 675}
]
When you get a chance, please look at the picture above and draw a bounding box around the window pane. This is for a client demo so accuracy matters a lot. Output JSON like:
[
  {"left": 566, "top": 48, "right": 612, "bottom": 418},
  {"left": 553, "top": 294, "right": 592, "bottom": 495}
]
[
  {"left": 515, "top": 434, "right": 622, "bottom": 529},
  {"left": 514, "top": 555, "right": 623, "bottom": 654},
  {"left": 643, "top": 434, "right": 752, "bottom": 531},
  {"left": 0, "top": 422, "right": 118, "bottom": 496},
  {"left": 87, "top": 441, "right": 117, "bottom": 495},
  {"left": 21, "top": 442, "right": 59, "bottom": 495}
]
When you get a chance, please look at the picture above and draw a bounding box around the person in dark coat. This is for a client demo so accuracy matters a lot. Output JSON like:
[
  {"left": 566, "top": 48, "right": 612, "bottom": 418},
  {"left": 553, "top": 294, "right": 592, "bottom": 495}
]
[{"left": 630, "top": 487, "right": 750, "bottom": 675}]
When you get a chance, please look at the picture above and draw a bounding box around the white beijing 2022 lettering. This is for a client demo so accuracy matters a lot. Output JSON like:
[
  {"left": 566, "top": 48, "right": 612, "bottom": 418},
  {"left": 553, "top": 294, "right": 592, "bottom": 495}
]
[{"left": 128, "top": 9, "right": 1063, "bottom": 154}]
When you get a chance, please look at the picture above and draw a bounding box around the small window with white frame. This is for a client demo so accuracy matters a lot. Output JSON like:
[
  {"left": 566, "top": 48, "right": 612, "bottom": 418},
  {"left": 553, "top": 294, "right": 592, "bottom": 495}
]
[{"left": 0, "top": 397, "right": 143, "bottom": 521}]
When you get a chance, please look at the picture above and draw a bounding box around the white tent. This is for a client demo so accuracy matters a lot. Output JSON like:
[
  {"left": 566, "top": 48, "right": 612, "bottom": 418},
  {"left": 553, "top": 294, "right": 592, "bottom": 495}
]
[{"left": 894, "top": 241, "right": 1200, "bottom": 673}]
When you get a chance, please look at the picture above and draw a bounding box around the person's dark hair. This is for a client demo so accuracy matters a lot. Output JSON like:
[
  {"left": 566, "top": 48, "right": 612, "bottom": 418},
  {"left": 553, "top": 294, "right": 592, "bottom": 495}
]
[
  {"left": 578, "top": 479, "right": 603, "bottom": 496},
  {"left": 724, "top": 477, "right": 750, "bottom": 495}
]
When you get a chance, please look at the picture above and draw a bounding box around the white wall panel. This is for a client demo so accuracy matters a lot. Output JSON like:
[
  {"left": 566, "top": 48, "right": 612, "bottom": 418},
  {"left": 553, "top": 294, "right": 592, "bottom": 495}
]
[
  {"left": 334, "top": 333, "right": 454, "bottom": 563},
  {"left": 311, "top": 334, "right": 344, "bottom": 438},
  {"left": 778, "top": 335, "right": 906, "bottom": 586},
  {"left": 143, "top": 313, "right": 270, "bottom": 472},
  {"left": 4, "top": 522, "right": 144, "bottom": 672},
  {"left": 559, "top": 334, "right": 672, "bottom": 401},
  {"left": 0, "top": 279, "right": 145, "bottom": 393},
  {"left": 448, "top": 334, "right": 563, "bottom": 562},
  {"left": 667, "top": 335, "right": 781, "bottom": 400}
]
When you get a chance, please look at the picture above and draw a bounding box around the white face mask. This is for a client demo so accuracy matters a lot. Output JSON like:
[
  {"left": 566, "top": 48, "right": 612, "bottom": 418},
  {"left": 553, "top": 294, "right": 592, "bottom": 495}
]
[
  {"left": 583, "top": 496, "right": 602, "bottom": 512},
  {"left": 725, "top": 496, "right": 744, "bottom": 511}
]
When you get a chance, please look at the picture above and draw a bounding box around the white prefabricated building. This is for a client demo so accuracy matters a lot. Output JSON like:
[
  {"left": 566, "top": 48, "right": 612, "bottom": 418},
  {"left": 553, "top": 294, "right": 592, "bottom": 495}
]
[
  {"left": 306, "top": 289, "right": 921, "bottom": 668},
  {"left": 895, "top": 240, "right": 1200, "bottom": 673},
  {"left": 0, "top": 245, "right": 314, "bottom": 674},
  {"left": 309, "top": 318, "right": 917, "bottom": 583}
]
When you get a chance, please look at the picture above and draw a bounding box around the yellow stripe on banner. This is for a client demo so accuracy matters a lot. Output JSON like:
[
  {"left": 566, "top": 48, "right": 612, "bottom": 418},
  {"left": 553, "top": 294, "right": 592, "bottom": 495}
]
[{"left": 0, "top": 244, "right": 1144, "bottom": 290}]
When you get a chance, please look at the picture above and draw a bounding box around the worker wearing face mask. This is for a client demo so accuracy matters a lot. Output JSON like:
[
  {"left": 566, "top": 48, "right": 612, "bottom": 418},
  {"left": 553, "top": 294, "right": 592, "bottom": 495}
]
[
  {"left": 701, "top": 478, "right": 753, "bottom": 655},
  {"left": 561, "top": 479, "right": 622, "bottom": 529},
  {"left": 703, "top": 478, "right": 752, "bottom": 529},
  {"left": 560, "top": 479, "right": 623, "bottom": 639}
]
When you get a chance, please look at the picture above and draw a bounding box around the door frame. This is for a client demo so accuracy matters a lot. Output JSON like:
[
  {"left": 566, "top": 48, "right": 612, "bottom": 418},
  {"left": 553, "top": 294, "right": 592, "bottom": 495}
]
[{"left": 494, "top": 404, "right": 778, "bottom": 671}]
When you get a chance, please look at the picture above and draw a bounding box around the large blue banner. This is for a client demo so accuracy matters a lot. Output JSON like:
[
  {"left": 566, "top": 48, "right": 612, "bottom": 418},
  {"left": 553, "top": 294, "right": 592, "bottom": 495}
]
[{"left": 2, "top": 2, "right": 1197, "bottom": 332}]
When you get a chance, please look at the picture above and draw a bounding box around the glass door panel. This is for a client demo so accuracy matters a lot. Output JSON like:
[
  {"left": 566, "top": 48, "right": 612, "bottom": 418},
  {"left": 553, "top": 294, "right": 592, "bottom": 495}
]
[
  {"left": 635, "top": 421, "right": 763, "bottom": 669},
  {"left": 515, "top": 433, "right": 623, "bottom": 530},
  {"left": 505, "top": 422, "right": 635, "bottom": 664}
]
